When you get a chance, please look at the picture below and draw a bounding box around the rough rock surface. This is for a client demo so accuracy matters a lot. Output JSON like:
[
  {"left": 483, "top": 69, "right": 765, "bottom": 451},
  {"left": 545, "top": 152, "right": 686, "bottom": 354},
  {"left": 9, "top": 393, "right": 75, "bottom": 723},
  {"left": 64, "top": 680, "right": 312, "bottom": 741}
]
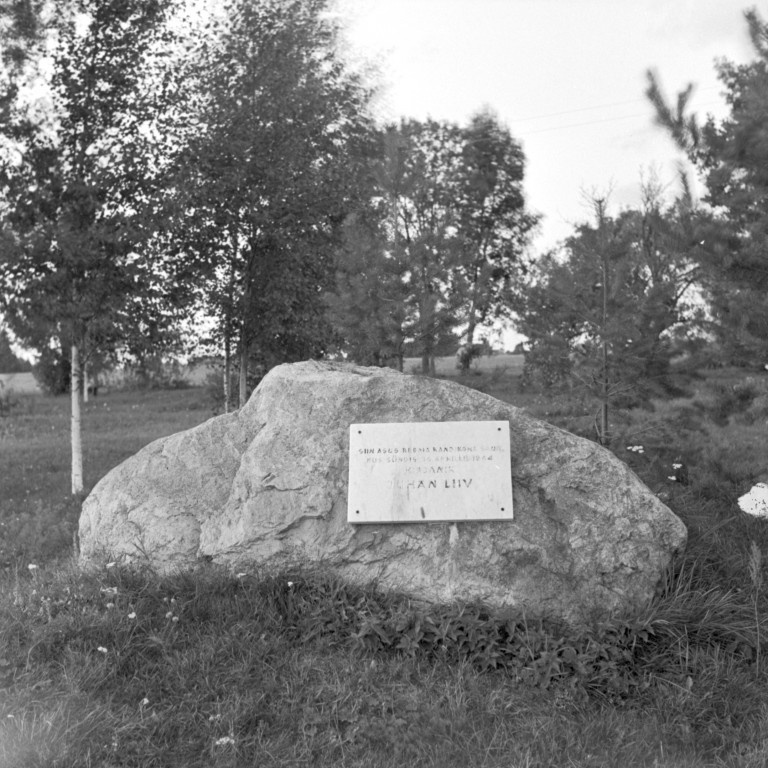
[{"left": 79, "top": 360, "right": 687, "bottom": 624}]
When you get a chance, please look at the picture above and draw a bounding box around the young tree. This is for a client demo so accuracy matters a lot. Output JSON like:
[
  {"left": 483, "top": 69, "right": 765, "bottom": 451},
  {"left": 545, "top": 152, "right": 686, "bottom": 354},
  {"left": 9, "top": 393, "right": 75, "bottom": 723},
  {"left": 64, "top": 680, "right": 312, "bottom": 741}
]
[
  {"left": 513, "top": 188, "right": 699, "bottom": 442},
  {"left": 173, "top": 0, "right": 376, "bottom": 407},
  {"left": 325, "top": 206, "right": 410, "bottom": 369},
  {"left": 0, "top": 0, "right": 189, "bottom": 493},
  {"left": 646, "top": 8, "right": 768, "bottom": 364}
]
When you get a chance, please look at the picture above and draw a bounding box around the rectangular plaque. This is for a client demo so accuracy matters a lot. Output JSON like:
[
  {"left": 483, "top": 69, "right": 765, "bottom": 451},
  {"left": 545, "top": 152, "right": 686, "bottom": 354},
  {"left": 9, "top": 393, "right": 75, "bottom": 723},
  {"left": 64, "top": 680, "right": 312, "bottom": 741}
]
[{"left": 347, "top": 421, "right": 513, "bottom": 524}]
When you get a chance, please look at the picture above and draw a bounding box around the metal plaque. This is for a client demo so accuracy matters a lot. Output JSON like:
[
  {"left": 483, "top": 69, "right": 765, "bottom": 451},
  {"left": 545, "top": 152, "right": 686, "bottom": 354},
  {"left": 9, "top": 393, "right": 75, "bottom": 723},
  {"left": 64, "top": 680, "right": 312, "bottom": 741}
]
[{"left": 347, "top": 421, "right": 513, "bottom": 524}]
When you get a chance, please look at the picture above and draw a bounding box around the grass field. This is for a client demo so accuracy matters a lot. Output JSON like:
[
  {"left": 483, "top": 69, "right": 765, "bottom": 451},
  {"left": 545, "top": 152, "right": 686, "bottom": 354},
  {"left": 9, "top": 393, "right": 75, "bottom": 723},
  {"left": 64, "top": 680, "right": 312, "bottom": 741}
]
[{"left": 2, "top": 367, "right": 768, "bottom": 766}]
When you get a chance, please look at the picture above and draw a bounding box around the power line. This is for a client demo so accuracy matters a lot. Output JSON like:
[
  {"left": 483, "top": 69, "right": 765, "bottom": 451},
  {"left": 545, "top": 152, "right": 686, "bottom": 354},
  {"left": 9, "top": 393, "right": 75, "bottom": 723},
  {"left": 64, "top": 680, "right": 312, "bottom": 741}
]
[
  {"left": 512, "top": 86, "right": 722, "bottom": 124},
  {"left": 519, "top": 100, "right": 724, "bottom": 136}
]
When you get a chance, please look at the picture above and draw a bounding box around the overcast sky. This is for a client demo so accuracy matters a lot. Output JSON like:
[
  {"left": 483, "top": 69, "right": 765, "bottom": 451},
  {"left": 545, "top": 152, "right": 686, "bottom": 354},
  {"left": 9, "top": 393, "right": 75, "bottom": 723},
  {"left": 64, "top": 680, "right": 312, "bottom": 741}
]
[{"left": 341, "top": 0, "right": 755, "bottom": 253}]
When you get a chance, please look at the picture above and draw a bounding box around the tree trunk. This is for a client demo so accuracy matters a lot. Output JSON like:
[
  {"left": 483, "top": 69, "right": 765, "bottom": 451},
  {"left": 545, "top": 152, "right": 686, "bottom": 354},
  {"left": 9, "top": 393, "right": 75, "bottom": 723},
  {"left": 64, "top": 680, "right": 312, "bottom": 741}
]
[
  {"left": 223, "top": 334, "right": 231, "bottom": 414},
  {"left": 71, "top": 342, "right": 84, "bottom": 495},
  {"left": 598, "top": 200, "right": 610, "bottom": 447},
  {"left": 82, "top": 359, "right": 89, "bottom": 404},
  {"left": 238, "top": 342, "right": 248, "bottom": 408}
]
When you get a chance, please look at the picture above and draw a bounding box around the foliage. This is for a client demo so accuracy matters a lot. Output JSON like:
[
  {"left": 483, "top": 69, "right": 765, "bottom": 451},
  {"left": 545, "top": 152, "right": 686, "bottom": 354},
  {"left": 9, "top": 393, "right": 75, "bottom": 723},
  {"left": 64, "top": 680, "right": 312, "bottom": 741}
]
[
  {"left": 515, "top": 184, "right": 700, "bottom": 404},
  {"left": 172, "top": 0, "right": 376, "bottom": 402},
  {"left": 0, "top": 0, "right": 192, "bottom": 365},
  {"left": 453, "top": 108, "right": 538, "bottom": 363},
  {"left": 325, "top": 203, "right": 410, "bottom": 370},
  {"left": 330, "top": 113, "right": 536, "bottom": 373},
  {"left": 32, "top": 342, "right": 70, "bottom": 395},
  {"left": 646, "top": 8, "right": 768, "bottom": 364},
  {"left": 0, "top": 329, "right": 30, "bottom": 372}
]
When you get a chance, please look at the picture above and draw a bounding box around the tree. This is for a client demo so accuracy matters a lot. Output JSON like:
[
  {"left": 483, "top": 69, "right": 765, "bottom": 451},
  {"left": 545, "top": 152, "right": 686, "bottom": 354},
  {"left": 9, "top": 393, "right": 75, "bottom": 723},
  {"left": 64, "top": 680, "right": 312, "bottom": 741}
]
[
  {"left": 328, "top": 113, "right": 536, "bottom": 374},
  {"left": 173, "top": 0, "right": 376, "bottom": 408},
  {"left": 385, "top": 119, "right": 466, "bottom": 374},
  {"left": 454, "top": 109, "right": 538, "bottom": 370},
  {"left": 0, "top": 0, "right": 190, "bottom": 493},
  {"left": 513, "top": 186, "right": 699, "bottom": 442},
  {"left": 646, "top": 8, "right": 768, "bottom": 364},
  {"left": 325, "top": 206, "right": 410, "bottom": 369}
]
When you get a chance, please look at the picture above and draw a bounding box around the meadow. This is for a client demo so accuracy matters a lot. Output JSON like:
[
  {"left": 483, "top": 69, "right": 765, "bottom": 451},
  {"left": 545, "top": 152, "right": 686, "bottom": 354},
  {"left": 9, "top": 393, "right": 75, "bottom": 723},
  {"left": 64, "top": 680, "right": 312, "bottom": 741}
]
[{"left": 1, "top": 362, "right": 768, "bottom": 767}]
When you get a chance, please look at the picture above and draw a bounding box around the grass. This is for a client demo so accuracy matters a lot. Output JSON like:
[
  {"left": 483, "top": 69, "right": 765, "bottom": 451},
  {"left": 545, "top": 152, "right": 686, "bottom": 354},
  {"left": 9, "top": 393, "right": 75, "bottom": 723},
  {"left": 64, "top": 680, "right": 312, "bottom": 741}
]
[
  {"left": 1, "top": 369, "right": 768, "bottom": 766},
  {"left": 0, "top": 387, "right": 211, "bottom": 567}
]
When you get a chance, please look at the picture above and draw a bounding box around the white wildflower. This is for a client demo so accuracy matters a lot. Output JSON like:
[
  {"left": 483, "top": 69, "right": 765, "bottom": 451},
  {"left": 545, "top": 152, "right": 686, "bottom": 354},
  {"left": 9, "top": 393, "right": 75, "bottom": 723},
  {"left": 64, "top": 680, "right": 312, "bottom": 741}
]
[
  {"left": 165, "top": 611, "right": 174, "bottom": 619},
  {"left": 172, "top": 616, "right": 179, "bottom": 623},
  {"left": 214, "top": 736, "right": 235, "bottom": 747},
  {"left": 236, "top": 572, "right": 247, "bottom": 579},
  {"left": 287, "top": 581, "right": 294, "bottom": 588},
  {"left": 140, "top": 698, "right": 150, "bottom": 708},
  {"left": 97, "top": 646, "right": 108, "bottom": 654},
  {"left": 128, "top": 611, "right": 136, "bottom": 619},
  {"left": 105, "top": 602, "right": 115, "bottom": 609},
  {"left": 105, "top": 562, "right": 116, "bottom": 569},
  {"left": 100, "top": 587, "right": 118, "bottom": 596},
  {"left": 27, "top": 564, "right": 38, "bottom": 571},
  {"left": 672, "top": 463, "right": 683, "bottom": 470},
  {"left": 738, "top": 483, "right": 768, "bottom": 518},
  {"left": 668, "top": 476, "right": 677, "bottom": 482}
]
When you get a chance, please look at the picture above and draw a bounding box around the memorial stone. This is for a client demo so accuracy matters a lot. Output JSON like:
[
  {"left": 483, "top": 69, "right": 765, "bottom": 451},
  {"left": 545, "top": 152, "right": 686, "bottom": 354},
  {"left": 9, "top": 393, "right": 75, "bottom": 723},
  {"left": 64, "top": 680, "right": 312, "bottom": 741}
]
[{"left": 79, "top": 360, "right": 687, "bottom": 625}]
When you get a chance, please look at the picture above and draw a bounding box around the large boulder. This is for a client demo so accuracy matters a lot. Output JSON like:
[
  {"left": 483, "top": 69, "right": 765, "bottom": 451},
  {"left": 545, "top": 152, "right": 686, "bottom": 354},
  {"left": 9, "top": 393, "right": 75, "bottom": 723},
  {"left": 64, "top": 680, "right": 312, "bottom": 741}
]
[{"left": 79, "top": 360, "right": 686, "bottom": 624}]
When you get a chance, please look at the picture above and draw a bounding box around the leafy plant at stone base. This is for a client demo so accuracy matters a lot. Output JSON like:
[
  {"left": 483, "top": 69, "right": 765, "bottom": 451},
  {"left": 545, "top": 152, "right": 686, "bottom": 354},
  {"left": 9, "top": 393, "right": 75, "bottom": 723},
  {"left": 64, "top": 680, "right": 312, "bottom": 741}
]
[
  {"left": 647, "top": 8, "right": 768, "bottom": 369},
  {"left": 170, "top": 0, "right": 377, "bottom": 410},
  {"left": 512, "top": 183, "right": 700, "bottom": 442}
]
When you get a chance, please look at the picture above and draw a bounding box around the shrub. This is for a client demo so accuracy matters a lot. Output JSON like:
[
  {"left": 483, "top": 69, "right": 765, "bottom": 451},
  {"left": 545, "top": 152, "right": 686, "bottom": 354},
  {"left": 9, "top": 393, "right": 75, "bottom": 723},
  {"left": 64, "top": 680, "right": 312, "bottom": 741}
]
[
  {"left": 33, "top": 346, "right": 70, "bottom": 396},
  {"left": 704, "top": 378, "right": 766, "bottom": 425},
  {"left": 0, "top": 381, "right": 18, "bottom": 417}
]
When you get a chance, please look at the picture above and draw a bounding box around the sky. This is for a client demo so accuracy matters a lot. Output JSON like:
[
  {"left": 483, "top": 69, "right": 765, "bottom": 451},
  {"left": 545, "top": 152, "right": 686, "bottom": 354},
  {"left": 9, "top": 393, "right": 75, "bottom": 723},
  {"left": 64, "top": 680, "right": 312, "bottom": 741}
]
[{"left": 340, "top": 0, "right": 755, "bottom": 253}]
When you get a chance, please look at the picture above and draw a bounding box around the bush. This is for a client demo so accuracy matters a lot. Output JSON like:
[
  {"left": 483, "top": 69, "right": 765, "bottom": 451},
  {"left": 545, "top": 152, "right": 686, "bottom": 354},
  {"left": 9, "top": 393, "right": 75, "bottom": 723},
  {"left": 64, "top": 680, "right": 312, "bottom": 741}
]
[
  {"left": 0, "top": 381, "right": 18, "bottom": 417},
  {"left": 33, "top": 346, "right": 70, "bottom": 396},
  {"left": 123, "top": 357, "right": 190, "bottom": 390},
  {"left": 705, "top": 379, "right": 764, "bottom": 425}
]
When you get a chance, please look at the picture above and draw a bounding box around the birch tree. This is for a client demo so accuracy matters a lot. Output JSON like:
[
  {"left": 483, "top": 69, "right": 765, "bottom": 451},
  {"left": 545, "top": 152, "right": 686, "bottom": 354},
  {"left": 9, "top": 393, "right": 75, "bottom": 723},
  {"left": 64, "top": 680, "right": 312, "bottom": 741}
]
[
  {"left": 174, "top": 0, "right": 376, "bottom": 406},
  {"left": 0, "top": 0, "right": 188, "bottom": 493}
]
